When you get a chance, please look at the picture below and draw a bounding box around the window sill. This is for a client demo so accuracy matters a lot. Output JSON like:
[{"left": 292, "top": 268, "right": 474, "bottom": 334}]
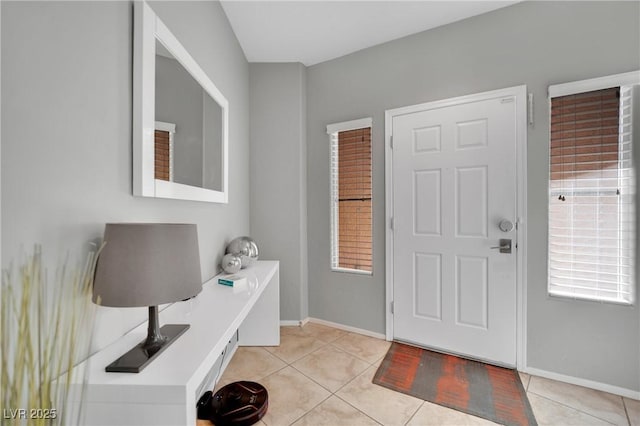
[
  {"left": 331, "top": 267, "right": 373, "bottom": 276},
  {"left": 548, "top": 291, "right": 634, "bottom": 307}
]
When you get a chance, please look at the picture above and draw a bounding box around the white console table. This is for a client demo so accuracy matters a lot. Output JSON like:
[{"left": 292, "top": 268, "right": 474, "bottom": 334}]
[{"left": 68, "top": 261, "right": 280, "bottom": 425}]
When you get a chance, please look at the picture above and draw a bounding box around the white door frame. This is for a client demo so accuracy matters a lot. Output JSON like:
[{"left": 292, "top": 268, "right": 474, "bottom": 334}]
[{"left": 384, "top": 85, "right": 528, "bottom": 370}]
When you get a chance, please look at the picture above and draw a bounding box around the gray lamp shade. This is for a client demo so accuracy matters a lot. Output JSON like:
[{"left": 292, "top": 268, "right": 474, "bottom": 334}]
[{"left": 93, "top": 223, "right": 202, "bottom": 307}]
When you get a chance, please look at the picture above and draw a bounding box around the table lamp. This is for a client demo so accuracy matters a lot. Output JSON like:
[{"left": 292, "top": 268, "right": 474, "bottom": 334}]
[{"left": 93, "top": 223, "right": 202, "bottom": 373}]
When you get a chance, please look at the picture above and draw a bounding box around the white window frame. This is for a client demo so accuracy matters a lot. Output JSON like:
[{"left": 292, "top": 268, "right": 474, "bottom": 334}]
[
  {"left": 547, "top": 70, "right": 639, "bottom": 305},
  {"left": 327, "top": 117, "right": 373, "bottom": 275}
]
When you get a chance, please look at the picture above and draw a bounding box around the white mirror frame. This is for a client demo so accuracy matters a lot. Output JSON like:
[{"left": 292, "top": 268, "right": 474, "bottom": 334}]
[{"left": 133, "top": 1, "right": 229, "bottom": 203}]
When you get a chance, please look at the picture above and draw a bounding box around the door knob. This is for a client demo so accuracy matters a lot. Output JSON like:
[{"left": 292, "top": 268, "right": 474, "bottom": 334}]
[
  {"left": 490, "top": 239, "right": 512, "bottom": 254},
  {"left": 499, "top": 219, "right": 514, "bottom": 232}
]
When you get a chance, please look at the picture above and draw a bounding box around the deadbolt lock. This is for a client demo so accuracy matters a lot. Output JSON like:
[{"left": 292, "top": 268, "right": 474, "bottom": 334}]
[{"left": 499, "top": 219, "right": 514, "bottom": 232}]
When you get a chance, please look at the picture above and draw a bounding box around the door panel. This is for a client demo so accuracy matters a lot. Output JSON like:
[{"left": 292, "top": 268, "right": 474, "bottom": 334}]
[
  {"left": 456, "top": 255, "right": 488, "bottom": 329},
  {"left": 392, "top": 93, "right": 518, "bottom": 366},
  {"left": 414, "top": 170, "right": 441, "bottom": 235},
  {"left": 456, "top": 166, "right": 488, "bottom": 237},
  {"left": 414, "top": 252, "right": 442, "bottom": 320}
]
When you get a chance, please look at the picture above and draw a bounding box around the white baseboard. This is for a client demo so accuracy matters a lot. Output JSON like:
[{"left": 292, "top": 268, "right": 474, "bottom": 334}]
[
  {"left": 280, "top": 320, "right": 302, "bottom": 327},
  {"left": 306, "top": 317, "right": 386, "bottom": 340},
  {"left": 279, "top": 318, "right": 386, "bottom": 340},
  {"left": 525, "top": 367, "right": 640, "bottom": 400}
]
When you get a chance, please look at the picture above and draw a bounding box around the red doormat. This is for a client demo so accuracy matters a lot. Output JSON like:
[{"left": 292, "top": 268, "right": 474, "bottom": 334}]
[{"left": 373, "top": 342, "right": 537, "bottom": 426}]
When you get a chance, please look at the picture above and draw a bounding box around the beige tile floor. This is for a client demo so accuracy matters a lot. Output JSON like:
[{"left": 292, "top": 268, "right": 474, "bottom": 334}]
[{"left": 199, "top": 322, "right": 639, "bottom": 426}]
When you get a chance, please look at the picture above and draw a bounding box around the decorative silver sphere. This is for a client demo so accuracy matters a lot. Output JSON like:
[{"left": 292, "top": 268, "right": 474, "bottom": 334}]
[
  {"left": 226, "top": 236, "right": 259, "bottom": 269},
  {"left": 221, "top": 253, "right": 242, "bottom": 274}
]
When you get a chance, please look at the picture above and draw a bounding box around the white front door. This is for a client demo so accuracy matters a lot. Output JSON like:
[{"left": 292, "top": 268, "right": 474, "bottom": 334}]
[{"left": 390, "top": 87, "right": 524, "bottom": 367}]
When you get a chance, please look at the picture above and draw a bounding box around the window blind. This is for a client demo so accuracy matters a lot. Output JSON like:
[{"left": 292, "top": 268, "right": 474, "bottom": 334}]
[
  {"left": 548, "top": 86, "right": 635, "bottom": 304},
  {"left": 329, "top": 122, "right": 373, "bottom": 273},
  {"left": 155, "top": 130, "right": 171, "bottom": 181}
]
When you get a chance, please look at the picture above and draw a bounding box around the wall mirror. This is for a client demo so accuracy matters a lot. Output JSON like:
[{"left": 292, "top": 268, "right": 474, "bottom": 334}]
[{"left": 133, "top": 1, "right": 228, "bottom": 203}]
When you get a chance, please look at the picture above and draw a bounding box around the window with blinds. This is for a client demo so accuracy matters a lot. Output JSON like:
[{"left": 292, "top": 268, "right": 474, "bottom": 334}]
[
  {"left": 328, "top": 118, "right": 373, "bottom": 274},
  {"left": 548, "top": 74, "right": 636, "bottom": 305},
  {"left": 155, "top": 130, "right": 171, "bottom": 181},
  {"left": 154, "top": 121, "right": 175, "bottom": 182}
]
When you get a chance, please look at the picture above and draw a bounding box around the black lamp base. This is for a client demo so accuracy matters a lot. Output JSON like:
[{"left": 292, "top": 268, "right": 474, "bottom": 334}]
[{"left": 105, "top": 324, "right": 189, "bottom": 373}]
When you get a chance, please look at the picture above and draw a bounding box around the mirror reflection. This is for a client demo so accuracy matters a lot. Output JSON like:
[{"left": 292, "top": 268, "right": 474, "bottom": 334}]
[{"left": 154, "top": 40, "right": 223, "bottom": 192}]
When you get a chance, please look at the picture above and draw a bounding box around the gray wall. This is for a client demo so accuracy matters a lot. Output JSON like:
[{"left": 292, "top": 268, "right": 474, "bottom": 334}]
[
  {"left": 306, "top": 1, "right": 639, "bottom": 391},
  {"left": 1, "top": 0, "right": 250, "bottom": 352},
  {"left": 203, "top": 94, "right": 223, "bottom": 192},
  {"left": 155, "top": 54, "right": 203, "bottom": 188},
  {"left": 250, "top": 63, "right": 308, "bottom": 321}
]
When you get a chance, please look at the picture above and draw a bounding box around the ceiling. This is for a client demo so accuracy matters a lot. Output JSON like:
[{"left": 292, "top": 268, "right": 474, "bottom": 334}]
[{"left": 220, "top": 1, "right": 520, "bottom": 66}]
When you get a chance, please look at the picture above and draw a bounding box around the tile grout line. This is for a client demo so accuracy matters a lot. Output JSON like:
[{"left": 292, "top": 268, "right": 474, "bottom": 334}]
[
  {"left": 520, "top": 373, "right": 531, "bottom": 391},
  {"left": 332, "top": 359, "right": 387, "bottom": 425},
  {"left": 266, "top": 334, "right": 330, "bottom": 365},
  {"left": 288, "top": 366, "right": 384, "bottom": 426},
  {"left": 278, "top": 330, "right": 385, "bottom": 425},
  {"left": 527, "top": 392, "right": 620, "bottom": 425},
  {"left": 332, "top": 393, "right": 384, "bottom": 425},
  {"left": 287, "top": 392, "right": 333, "bottom": 426},
  {"left": 288, "top": 360, "right": 335, "bottom": 393},
  {"left": 249, "top": 327, "right": 406, "bottom": 425},
  {"left": 260, "top": 347, "right": 328, "bottom": 426},
  {"left": 299, "top": 329, "right": 393, "bottom": 424},
  {"left": 291, "top": 355, "right": 386, "bottom": 426},
  {"left": 621, "top": 397, "right": 632, "bottom": 426},
  {"left": 327, "top": 341, "right": 381, "bottom": 365},
  {"left": 332, "top": 356, "right": 401, "bottom": 425},
  {"left": 281, "top": 335, "right": 334, "bottom": 425},
  {"left": 403, "top": 400, "right": 426, "bottom": 426},
  {"left": 288, "top": 338, "right": 382, "bottom": 396}
]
